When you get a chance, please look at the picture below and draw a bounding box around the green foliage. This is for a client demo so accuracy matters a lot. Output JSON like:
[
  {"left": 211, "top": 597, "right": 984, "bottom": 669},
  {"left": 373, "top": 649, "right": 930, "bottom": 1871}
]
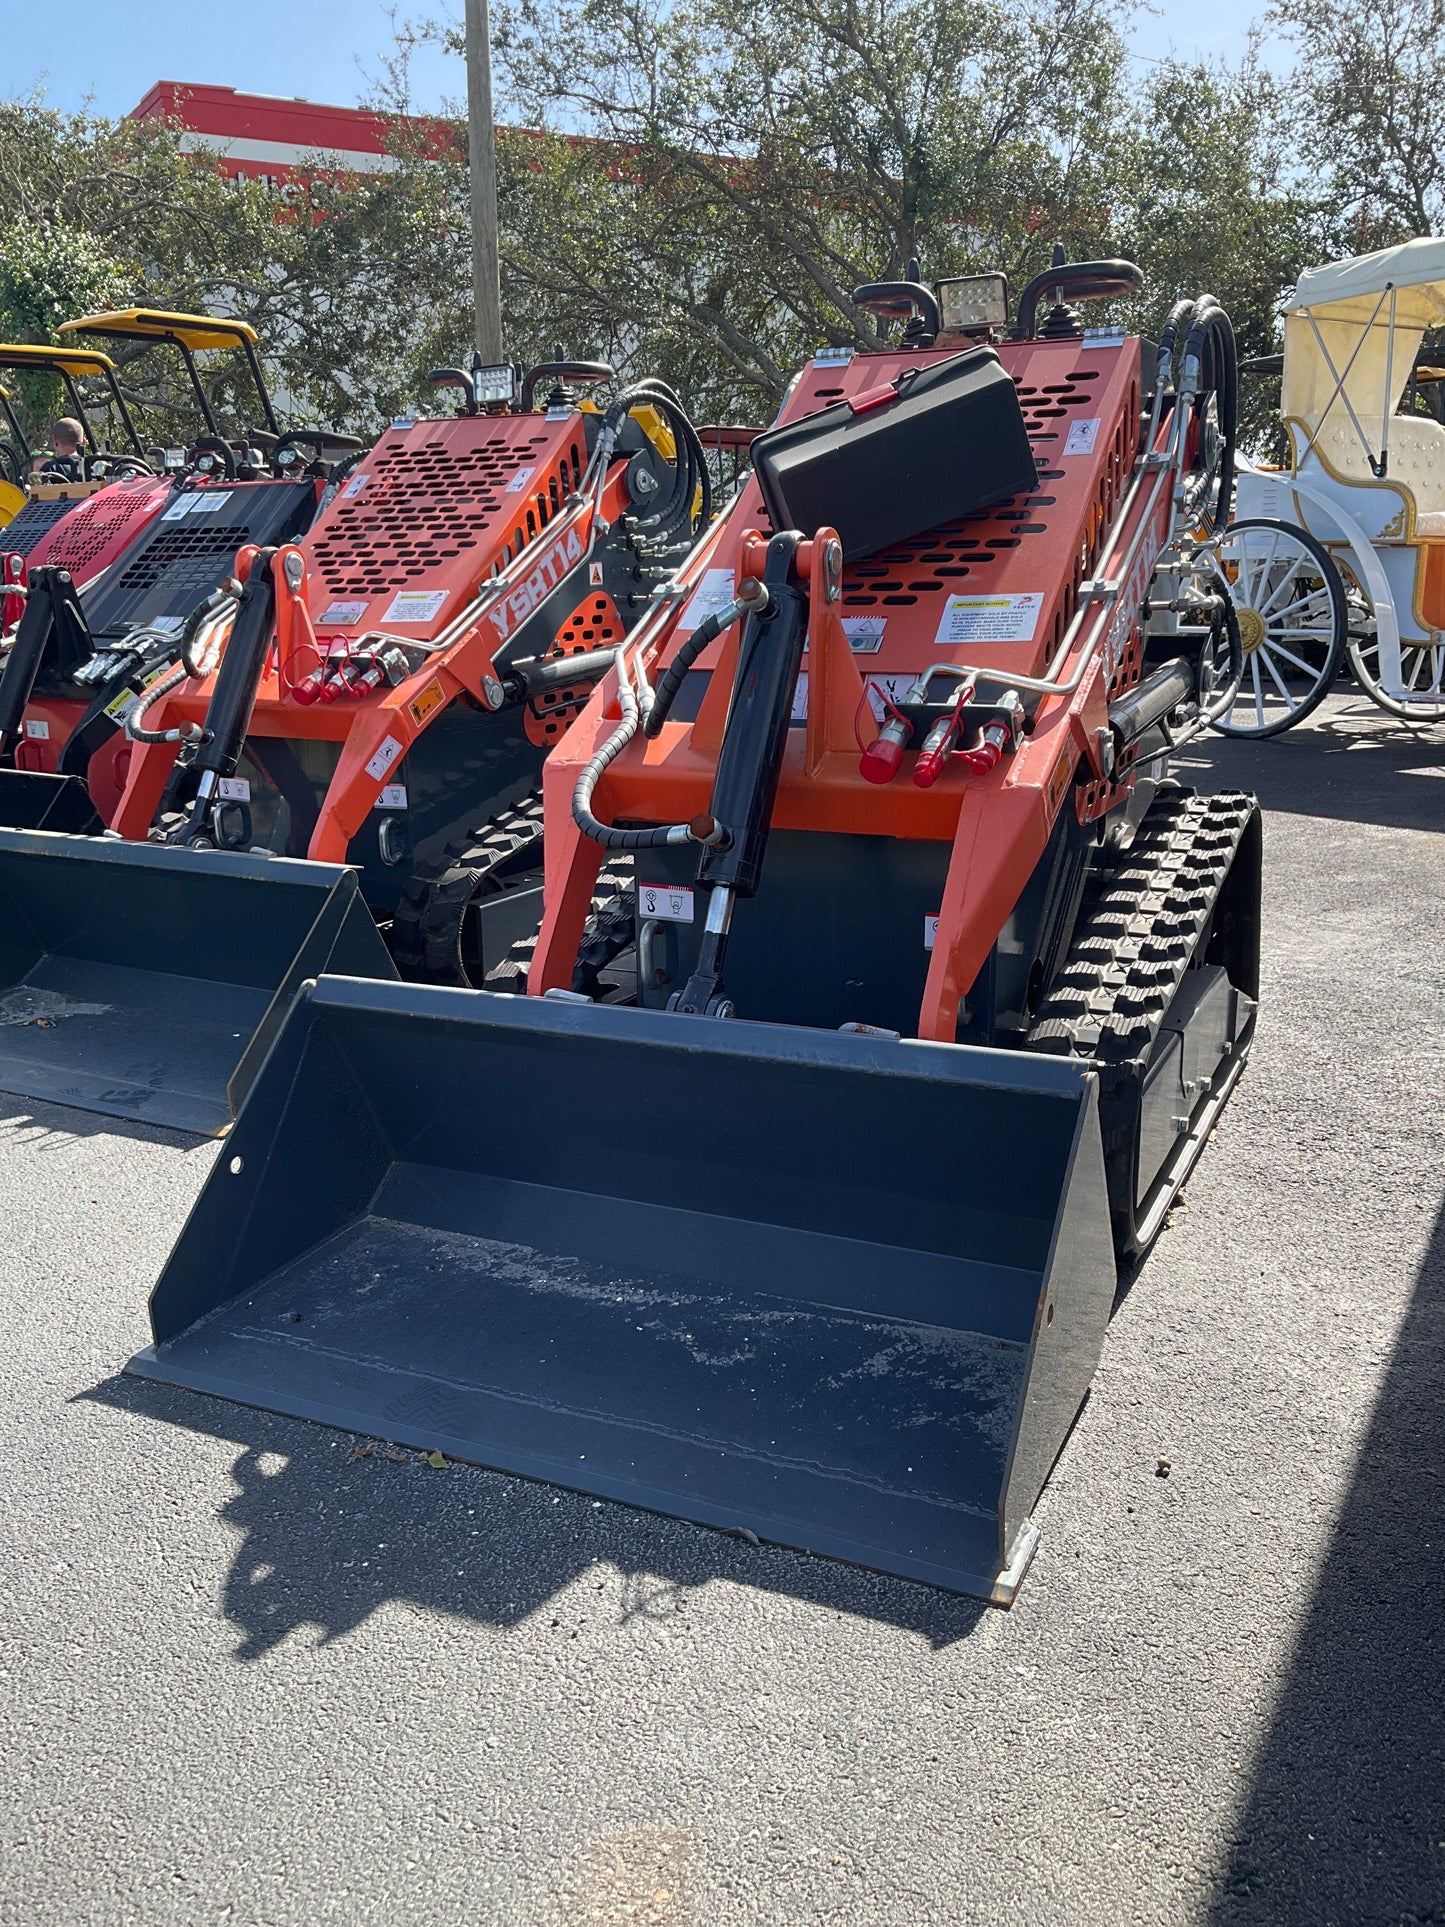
[{"left": 5, "top": 0, "right": 1445, "bottom": 456}]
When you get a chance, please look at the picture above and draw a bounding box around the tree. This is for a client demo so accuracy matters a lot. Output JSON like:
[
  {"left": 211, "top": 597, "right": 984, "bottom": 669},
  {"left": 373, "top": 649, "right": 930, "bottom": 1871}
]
[
  {"left": 1270, "top": 0, "right": 1445, "bottom": 250},
  {"left": 483, "top": 0, "right": 1138, "bottom": 416},
  {"left": 0, "top": 95, "right": 475, "bottom": 444}
]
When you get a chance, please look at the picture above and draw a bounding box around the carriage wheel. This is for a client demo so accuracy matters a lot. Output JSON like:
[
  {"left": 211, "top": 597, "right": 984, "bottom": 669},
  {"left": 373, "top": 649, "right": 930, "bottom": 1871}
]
[
  {"left": 1346, "top": 619, "right": 1445, "bottom": 721},
  {"left": 1210, "top": 518, "right": 1347, "bottom": 738}
]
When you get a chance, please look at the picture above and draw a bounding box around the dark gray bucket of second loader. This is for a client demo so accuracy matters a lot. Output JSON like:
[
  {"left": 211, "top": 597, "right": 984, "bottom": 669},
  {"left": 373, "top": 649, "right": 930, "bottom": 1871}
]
[
  {"left": 128, "top": 977, "right": 1119, "bottom": 1602},
  {"left": 0, "top": 830, "right": 396, "bottom": 1134}
]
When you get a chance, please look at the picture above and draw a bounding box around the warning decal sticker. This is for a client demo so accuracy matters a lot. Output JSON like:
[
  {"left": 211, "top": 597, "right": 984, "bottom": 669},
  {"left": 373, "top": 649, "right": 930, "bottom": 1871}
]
[
  {"left": 638, "top": 883, "right": 694, "bottom": 923},
  {"left": 383, "top": 589, "right": 449, "bottom": 625},
  {"left": 679, "top": 568, "right": 737, "bottom": 628},
  {"left": 933, "top": 593, "right": 1044, "bottom": 647},
  {"left": 408, "top": 679, "right": 446, "bottom": 728},
  {"left": 843, "top": 617, "right": 887, "bottom": 654},
  {"left": 318, "top": 600, "right": 369, "bottom": 627},
  {"left": 364, "top": 736, "right": 404, "bottom": 782},
  {"left": 1064, "top": 418, "right": 1101, "bottom": 457}
]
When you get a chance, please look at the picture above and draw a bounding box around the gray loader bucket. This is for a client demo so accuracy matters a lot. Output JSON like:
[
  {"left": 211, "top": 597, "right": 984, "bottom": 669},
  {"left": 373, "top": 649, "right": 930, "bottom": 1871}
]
[
  {"left": 0, "top": 832, "right": 395, "bottom": 1134},
  {"left": 128, "top": 980, "right": 1118, "bottom": 1602},
  {"left": 0, "top": 772, "right": 104, "bottom": 834}
]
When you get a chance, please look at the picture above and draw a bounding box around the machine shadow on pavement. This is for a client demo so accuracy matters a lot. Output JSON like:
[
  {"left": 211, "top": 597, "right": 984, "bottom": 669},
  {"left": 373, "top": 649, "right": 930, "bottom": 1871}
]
[
  {"left": 1186, "top": 694, "right": 1445, "bottom": 837},
  {"left": 79, "top": 1372, "right": 990, "bottom": 1655},
  {"left": 1210, "top": 1184, "right": 1445, "bottom": 1925},
  {"left": 0, "top": 1092, "right": 211, "bottom": 1157}
]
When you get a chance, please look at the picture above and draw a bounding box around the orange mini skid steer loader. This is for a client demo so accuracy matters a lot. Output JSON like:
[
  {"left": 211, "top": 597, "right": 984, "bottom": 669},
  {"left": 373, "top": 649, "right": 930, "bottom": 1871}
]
[
  {"left": 128, "top": 266, "right": 1259, "bottom": 1603},
  {"left": 0, "top": 358, "right": 709, "bottom": 1132}
]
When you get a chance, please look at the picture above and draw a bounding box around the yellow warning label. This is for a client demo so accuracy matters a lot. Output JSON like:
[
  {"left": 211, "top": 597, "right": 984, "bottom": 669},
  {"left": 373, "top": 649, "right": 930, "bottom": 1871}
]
[
  {"left": 408, "top": 678, "right": 446, "bottom": 729},
  {"left": 1046, "top": 749, "right": 1074, "bottom": 819}
]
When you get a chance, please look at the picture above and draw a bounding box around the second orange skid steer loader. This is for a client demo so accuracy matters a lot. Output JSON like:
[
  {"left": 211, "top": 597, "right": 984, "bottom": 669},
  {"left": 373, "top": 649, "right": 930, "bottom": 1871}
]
[
  {"left": 129, "top": 265, "right": 1260, "bottom": 1602},
  {"left": 0, "top": 357, "right": 709, "bottom": 1131}
]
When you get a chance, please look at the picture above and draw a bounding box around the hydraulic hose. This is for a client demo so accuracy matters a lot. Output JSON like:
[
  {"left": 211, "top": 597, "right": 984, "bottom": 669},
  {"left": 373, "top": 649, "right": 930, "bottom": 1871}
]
[
  {"left": 125, "top": 662, "right": 197, "bottom": 744},
  {"left": 642, "top": 582, "right": 769, "bottom": 737},
  {"left": 602, "top": 380, "right": 711, "bottom": 540},
  {"left": 125, "top": 587, "right": 239, "bottom": 744},
  {"left": 571, "top": 649, "right": 694, "bottom": 851}
]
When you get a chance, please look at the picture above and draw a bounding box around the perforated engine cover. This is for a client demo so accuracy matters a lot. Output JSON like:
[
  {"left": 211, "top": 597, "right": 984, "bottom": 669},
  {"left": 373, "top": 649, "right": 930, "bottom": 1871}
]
[
  {"left": 80, "top": 480, "right": 317, "bottom": 641},
  {"left": 301, "top": 413, "right": 591, "bottom": 645},
  {"left": 26, "top": 476, "right": 171, "bottom": 588}
]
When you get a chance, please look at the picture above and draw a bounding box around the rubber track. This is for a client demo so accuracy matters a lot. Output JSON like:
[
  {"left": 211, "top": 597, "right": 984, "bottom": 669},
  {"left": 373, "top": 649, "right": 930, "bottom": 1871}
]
[
  {"left": 487, "top": 859, "right": 635, "bottom": 994},
  {"left": 1027, "top": 787, "right": 1258, "bottom": 1246},
  {"left": 391, "top": 790, "right": 547, "bottom": 984}
]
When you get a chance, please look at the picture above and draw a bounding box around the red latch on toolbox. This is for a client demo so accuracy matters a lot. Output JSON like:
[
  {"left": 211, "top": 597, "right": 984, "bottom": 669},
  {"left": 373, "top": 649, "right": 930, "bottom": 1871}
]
[{"left": 847, "top": 382, "right": 899, "bottom": 416}]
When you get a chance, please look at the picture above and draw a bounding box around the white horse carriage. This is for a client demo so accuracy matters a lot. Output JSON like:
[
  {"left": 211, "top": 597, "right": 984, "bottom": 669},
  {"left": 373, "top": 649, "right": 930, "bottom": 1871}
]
[{"left": 1215, "top": 238, "right": 1445, "bottom": 735}]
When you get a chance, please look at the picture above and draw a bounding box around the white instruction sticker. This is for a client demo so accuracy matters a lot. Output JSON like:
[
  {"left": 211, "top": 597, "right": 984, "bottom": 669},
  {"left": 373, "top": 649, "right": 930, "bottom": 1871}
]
[
  {"left": 638, "top": 882, "right": 694, "bottom": 923},
  {"left": 382, "top": 589, "right": 448, "bottom": 625},
  {"left": 1064, "top": 418, "right": 1101, "bottom": 457},
  {"left": 842, "top": 616, "right": 886, "bottom": 654},
  {"left": 188, "top": 491, "right": 234, "bottom": 515},
  {"left": 318, "top": 599, "right": 369, "bottom": 627},
  {"left": 933, "top": 593, "right": 1043, "bottom": 646},
  {"left": 864, "top": 675, "right": 921, "bottom": 719},
  {"left": 679, "top": 568, "right": 738, "bottom": 628},
  {"left": 23, "top": 718, "right": 49, "bottom": 740},
  {"left": 216, "top": 776, "right": 251, "bottom": 802},
  {"left": 374, "top": 784, "right": 408, "bottom": 810},
  {"left": 506, "top": 465, "right": 538, "bottom": 494},
  {"left": 149, "top": 614, "right": 186, "bottom": 635},
  {"left": 365, "top": 735, "right": 404, "bottom": 781},
  {"left": 793, "top": 669, "right": 919, "bottom": 722},
  {"left": 161, "top": 494, "right": 196, "bottom": 522},
  {"left": 924, "top": 914, "right": 940, "bottom": 951},
  {"left": 340, "top": 472, "right": 370, "bottom": 499}
]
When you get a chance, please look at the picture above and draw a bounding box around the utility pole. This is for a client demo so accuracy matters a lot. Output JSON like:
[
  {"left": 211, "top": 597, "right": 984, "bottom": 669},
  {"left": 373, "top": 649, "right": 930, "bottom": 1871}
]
[{"left": 465, "top": 0, "right": 503, "bottom": 361}]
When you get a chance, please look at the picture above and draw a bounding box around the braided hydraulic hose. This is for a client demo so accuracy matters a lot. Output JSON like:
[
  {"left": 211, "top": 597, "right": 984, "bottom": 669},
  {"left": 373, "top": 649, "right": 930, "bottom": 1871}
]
[
  {"left": 125, "top": 585, "right": 238, "bottom": 744},
  {"left": 571, "top": 649, "right": 693, "bottom": 851},
  {"left": 574, "top": 581, "right": 768, "bottom": 845}
]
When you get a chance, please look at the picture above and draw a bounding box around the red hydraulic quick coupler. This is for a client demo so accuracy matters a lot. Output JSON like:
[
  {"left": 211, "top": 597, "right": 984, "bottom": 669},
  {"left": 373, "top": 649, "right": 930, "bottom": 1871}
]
[
  {"left": 958, "top": 720, "right": 1011, "bottom": 773},
  {"left": 860, "top": 714, "right": 912, "bottom": 783}
]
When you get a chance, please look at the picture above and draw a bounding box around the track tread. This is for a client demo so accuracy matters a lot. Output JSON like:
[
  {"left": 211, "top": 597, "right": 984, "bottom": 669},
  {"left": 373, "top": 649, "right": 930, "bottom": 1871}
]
[
  {"left": 1027, "top": 786, "right": 1260, "bottom": 1256},
  {"left": 487, "top": 860, "right": 636, "bottom": 994},
  {"left": 391, "top": 790, "right": 547, "bottom": 984}
]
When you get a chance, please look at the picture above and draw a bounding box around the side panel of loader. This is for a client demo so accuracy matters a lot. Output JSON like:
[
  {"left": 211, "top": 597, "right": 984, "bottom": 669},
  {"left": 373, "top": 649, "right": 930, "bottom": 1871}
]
[
  {"left": 0, "top": 833, "right": 395, "bottom": 1133},
  {"left": 129, "top": 979, "right": 1117, "bottom": 1600}
]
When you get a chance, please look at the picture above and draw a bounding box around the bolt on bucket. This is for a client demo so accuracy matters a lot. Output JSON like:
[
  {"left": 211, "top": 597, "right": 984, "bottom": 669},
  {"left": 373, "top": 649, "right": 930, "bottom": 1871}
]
[
  {"left": 0, "top": 830, "right": 395, "bottom": 1135},
  {"left": 128, "top": 978, "right": 1118, "bottom": 1602}
]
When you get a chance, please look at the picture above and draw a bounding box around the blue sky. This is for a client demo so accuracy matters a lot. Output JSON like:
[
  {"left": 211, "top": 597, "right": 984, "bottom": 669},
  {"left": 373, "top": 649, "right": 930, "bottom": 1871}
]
[{"left": 16, "top": 0, "right": 1274, "bottom": 121}]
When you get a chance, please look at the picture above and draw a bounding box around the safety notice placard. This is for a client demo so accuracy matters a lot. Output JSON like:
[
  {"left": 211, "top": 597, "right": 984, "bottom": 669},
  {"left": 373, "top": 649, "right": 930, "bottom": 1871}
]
[
  {"left": 383, "top": 589, "right": 448, "bottom": 625},
  {"left": 679, "top": 568, "right": 737, "bottom": 628},
  {"left": 1064, "top": 418, "right": 1101, "bottom": 456},
  {"left": 933, "top": 592, "right": 1043, "bottom": 646}
]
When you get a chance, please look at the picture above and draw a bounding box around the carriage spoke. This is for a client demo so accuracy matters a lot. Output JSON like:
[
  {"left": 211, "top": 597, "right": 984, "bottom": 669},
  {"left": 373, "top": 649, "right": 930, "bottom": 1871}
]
[
  {"left": 1261, "top": 637, "right": 1326, "bottom": 677},
  {"left": 1259, "top": 648, "right": 1302, "bottom": 708},
  {"left": 1258, "top": 556, "right": 1307, "bottom": 615}
]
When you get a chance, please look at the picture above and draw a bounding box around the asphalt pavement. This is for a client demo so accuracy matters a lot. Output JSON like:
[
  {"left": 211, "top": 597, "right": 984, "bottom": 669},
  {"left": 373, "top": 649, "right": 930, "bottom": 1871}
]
[{"left": 1, "top": 691, "right": 1441, "bottom": 1925}]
